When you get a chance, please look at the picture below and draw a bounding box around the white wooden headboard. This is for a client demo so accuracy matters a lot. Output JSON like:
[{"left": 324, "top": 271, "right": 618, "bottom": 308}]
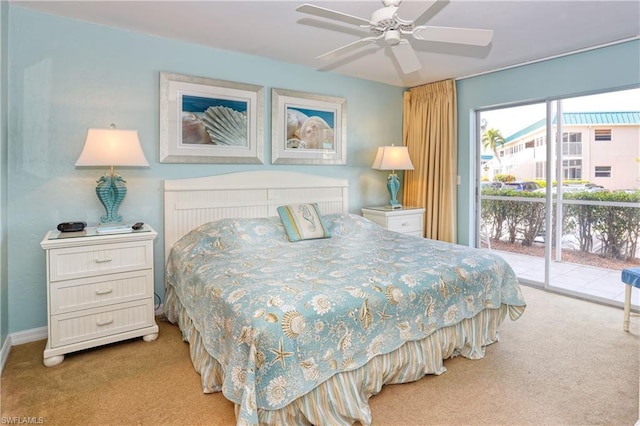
[{"left": 163, "top": 170, "right": 349, "bottom": 258}]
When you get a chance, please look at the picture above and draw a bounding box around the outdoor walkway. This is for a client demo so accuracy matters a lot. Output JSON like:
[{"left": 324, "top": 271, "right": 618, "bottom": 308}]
[{"left": 493, "top": 250, "right": 639, "bottom": 311}]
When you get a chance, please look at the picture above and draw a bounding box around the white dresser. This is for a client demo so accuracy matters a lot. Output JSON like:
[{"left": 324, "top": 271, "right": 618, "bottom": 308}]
[
  {"left": 361, "top": 207, "right": 425, "bottom": 237},
  {"left": 40, "top": 225, "right": 159, "bottom": 366}
]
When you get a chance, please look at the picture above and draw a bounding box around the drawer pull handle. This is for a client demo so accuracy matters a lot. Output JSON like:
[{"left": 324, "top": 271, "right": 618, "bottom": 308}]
[
  {"left": 401, "top": 222, "right": 409, "bottom": 226},
  {"left": 96, "top": 318, "right": 114, "bottom": 326},
  {"left": 94, "top": 257, "right": 113, "bottom": 263},
  {"left": 95, "top": 288, "right": 113, "bottom": 295}
]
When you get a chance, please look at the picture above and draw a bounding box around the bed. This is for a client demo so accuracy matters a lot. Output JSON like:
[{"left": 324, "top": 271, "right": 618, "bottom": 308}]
[{"left": 163, "top": 170, "right": 526, "bottom": 425}]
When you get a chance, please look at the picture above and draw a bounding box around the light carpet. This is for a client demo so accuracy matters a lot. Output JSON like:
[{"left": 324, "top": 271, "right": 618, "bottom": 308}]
[{"left": 2, "top": 285, "right": 638, "bottom": 425}]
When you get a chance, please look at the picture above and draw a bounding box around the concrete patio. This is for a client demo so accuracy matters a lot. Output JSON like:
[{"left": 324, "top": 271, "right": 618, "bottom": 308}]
[{"left": 494, "top": 250, "right": 639, "bottom": 312}]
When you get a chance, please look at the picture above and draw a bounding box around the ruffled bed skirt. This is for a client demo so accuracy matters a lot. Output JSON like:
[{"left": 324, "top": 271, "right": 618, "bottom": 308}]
[{"left": 165, "top": 285, "right": 524, "bottom": 426}]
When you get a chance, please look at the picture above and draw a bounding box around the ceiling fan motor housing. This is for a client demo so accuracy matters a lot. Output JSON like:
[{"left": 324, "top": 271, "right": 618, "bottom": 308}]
[{"left": 369, "top": 6, "right": 415, "bottom": 36}]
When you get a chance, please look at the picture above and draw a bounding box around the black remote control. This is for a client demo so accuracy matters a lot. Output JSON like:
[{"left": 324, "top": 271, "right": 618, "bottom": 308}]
[{"left": 132, "top": 222, "right": 144, "bottom": 230}]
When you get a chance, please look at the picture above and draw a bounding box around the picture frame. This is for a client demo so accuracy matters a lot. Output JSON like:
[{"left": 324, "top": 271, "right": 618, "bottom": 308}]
[
  {"left": 159, "top": 72, "right": 264, "bottom": 164},
  {"left": 271, "top": 88, "right": 346, "bottom": 165}
]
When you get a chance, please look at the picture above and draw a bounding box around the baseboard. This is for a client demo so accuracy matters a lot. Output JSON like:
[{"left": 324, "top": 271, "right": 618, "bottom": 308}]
[
  {"left": 1, "top": 327, "right": 46, "bottom": 374},
  {"left": 0, "top": 334, "right": 11, "bottom": 374},
  {"left": 10, "top": 326, "right": 47, "bottom": 345}
]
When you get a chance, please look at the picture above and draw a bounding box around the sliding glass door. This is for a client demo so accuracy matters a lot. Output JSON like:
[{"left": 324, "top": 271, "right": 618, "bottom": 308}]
[
  {"left": 477, "top": 88, "right": 640, "bottom": 307},
  {"left": 478, "top": 101, "right": 548, "bottom": 285}
]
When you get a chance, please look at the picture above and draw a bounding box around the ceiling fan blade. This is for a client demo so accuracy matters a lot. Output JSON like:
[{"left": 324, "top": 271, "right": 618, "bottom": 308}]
[
  {"left": 296, "top": 4, "right": 371, "bottom": 27},
  {"left": 413, "top": 26, "right": 494, "bottom": 46},
  {"left": 395, "top": 0, "right": 438, "bottom": 22},
  {"left": 317, "top": 36, "right": 381, "bottom": 60},
  {"left": 390, "top": 40, "right": 421, "bottom": 74}
]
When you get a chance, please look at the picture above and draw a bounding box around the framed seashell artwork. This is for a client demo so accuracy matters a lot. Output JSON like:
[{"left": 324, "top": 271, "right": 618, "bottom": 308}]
[
  {"left": 160, "top": 72, "right": 264, "bottom": 163},
  {"left": 272, "top": 88, "right": 346, "bottom": 165}
]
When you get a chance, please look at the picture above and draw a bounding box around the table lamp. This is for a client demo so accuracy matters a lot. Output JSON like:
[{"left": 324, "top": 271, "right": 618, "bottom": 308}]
[
  {"left": 75, "top": 124, "right": 149, "bottom": 225},
  {"left": 372, "top": 145, "right": 414, "bottom": 209}
]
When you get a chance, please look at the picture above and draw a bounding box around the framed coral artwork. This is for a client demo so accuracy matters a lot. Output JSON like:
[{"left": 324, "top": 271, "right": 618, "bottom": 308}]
[
  {"left": 159, "top": 72, "right": 264, "bottom": 163},
  {"left": 271, "top": 88, "right": 346, "bottom": 165}
]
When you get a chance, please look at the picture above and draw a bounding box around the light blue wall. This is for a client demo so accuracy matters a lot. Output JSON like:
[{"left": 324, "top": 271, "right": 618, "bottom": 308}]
[
  {"left": 7, "top": 6, "right": 404, "bottom": 333},
  {"left": 1, "top": 1, "right": 9, "bottom": 348},
  {"left": 455, "top": 39, "right": 640, "bottom": 246}
]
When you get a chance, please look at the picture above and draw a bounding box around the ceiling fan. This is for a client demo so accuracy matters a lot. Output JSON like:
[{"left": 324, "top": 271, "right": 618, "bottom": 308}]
[{"left": 296, "top": 0, "right": 494, "bottom": 74}]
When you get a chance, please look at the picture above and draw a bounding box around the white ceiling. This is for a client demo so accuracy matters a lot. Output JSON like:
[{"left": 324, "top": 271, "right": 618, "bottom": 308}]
[{"left": 12, "top": 0, "right": 640, "bottom": 87}]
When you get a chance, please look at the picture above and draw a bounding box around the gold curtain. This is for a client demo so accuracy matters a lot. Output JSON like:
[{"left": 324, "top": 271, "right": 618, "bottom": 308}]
[{"left": 402, "top": 80, "right": 457, "bottom": 242}]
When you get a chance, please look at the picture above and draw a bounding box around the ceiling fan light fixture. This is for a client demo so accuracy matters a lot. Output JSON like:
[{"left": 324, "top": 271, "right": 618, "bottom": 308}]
[{"left": 385, "top": 29, "right": 401, "bottom": 46}]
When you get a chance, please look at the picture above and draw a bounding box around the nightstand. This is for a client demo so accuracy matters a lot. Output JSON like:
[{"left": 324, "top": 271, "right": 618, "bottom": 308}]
[
  {"left": 361, "top": 207, "right": 425, "bottom": 237},
  {"left": 40, "top": 225, "right": 159, "bottom": 367}
]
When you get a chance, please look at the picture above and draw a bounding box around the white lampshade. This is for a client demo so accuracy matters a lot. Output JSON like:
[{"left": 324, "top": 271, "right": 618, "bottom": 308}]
[
  {"left": 371, "top": 145, "right": 414, "bottom": 171},
  {"left": 75, "top": 127, "right": 149, "bottom": 167}
]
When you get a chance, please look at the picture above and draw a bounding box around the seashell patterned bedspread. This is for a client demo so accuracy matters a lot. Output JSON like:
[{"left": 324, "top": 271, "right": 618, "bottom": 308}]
[{"left": 165, "top": 213, "right": 526, "bottom": 421}]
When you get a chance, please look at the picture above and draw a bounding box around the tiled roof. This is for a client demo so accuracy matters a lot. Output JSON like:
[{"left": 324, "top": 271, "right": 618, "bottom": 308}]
[{"left": 503, "top": 111, "right": 640, "bottom": 142}]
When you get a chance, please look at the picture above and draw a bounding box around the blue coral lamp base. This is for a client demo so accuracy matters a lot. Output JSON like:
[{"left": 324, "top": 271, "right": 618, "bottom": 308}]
[
  {"left": 386, "top": 172, "right": 402, "bottom": 209},
  {"left": 96, "top": 172, "right": 127, "bottom": 225}
]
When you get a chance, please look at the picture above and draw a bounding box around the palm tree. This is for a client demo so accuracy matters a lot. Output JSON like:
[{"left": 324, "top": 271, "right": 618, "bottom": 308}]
[{"left": 482, "top": 128, "right": 505, "bottom": 164}]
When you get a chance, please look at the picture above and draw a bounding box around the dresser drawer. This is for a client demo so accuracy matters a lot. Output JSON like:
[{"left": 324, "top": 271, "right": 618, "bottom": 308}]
[
  {"left": 387, "top": 214, "right": 423, "bottom": 233},
  {"left": 48, "top": 240, "right": 153, "bottom": 282},
  {"left": 49, "top": 299, "right": 155, "bottom": 348},
  {"left": 50, "top": 270, "right": 152, "bottom": 315}
]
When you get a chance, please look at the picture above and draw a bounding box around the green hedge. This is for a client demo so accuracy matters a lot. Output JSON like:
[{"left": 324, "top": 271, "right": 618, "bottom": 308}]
[
  {"left": 564, "top": 191, "right": 640, "bottom": 260},
  {"left": 481, "top": 190, "right": 640, "bottom": 260},
  {"left": 481, "top": 190, "right": 545, "bottom": 246}
]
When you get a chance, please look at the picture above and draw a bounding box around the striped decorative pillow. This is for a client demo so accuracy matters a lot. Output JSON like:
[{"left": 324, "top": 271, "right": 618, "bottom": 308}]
[{"left": 277, "top": 203, "right": 331, "bottom": 242}]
